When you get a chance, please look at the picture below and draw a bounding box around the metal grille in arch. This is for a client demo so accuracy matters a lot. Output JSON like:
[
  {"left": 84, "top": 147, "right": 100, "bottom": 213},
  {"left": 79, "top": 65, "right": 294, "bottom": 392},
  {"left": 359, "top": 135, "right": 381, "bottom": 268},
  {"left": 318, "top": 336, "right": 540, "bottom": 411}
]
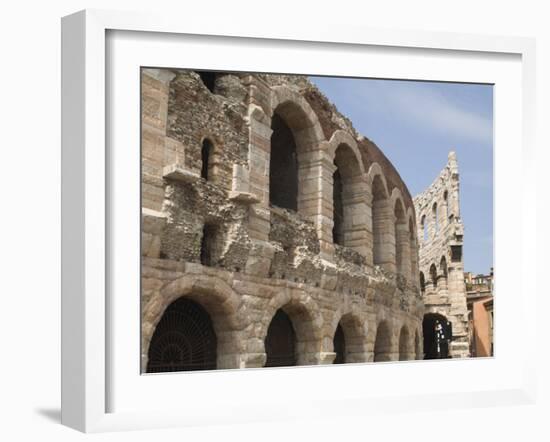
[{"left": 146, "top": 298, "right": 217, "bottom": 373}]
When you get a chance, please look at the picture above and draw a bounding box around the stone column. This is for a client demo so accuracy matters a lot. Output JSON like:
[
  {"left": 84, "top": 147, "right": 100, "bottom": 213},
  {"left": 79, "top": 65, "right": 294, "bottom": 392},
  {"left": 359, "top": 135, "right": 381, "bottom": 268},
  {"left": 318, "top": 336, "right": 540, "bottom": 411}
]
[
  {"left": 341, "top": 175, "right": 370, "bottom": 257},
  {"left": 297, "top": 148, "right": 335, "bottom": 260},
  {"left": 141, "top": 68, "right": 176, "bottom": 213},
  {"left": 395, "top": 222, "right": 411, "bottom": 279},
  {"left": 447, "top": 266, "right": 470, "bottom": 358},
  {"left": 372, "top": 199, "right": 397, "bottom": 274}
]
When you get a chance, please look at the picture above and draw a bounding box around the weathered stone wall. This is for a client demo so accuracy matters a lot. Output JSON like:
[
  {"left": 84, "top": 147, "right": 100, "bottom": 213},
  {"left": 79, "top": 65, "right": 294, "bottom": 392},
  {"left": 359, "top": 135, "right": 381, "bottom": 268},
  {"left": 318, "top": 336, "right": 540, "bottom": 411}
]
[
  {"left": 141, "top": 68, "right": 425, "bottom": 370},
  {"left": 413, "top": 152, "right": 470, "bottom": 358}
]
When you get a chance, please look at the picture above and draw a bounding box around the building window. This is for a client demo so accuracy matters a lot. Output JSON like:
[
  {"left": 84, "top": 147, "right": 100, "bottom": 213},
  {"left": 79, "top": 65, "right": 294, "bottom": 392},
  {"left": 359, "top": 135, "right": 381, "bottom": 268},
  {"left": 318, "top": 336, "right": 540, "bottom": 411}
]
[
  {"left": 443, "top": 190, "right": 449, "bottom": 220},
  {"left": 451, "top": 245, "right": 462, "bottom": 262},
  {"left": 201, "top": 138, "right": 214, "bottom": 180},
  {"left": 196, "top": 71, "right": 217, "bottom": 93},
  {"left": 269, "top": 113, "right": 298, "bottom": 211},
  {"left": 432, "top": 202, "right": 439, "bottom": 233},
  {"left": 421, "top": 215, "right": 428, "bottom": 242},
  {"left": 200, "top": 223, "right": 219, "bottom": 266},
  {"left": 332, "top": 168, "right": 344, "bottom": 245}
]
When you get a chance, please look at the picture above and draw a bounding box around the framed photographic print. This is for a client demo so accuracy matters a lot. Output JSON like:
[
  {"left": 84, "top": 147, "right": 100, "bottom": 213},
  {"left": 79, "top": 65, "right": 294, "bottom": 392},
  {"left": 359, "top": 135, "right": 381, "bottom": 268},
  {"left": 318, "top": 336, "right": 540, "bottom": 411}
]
[{"left": 61, "top": 9, "right": 537, "bottom": 433}]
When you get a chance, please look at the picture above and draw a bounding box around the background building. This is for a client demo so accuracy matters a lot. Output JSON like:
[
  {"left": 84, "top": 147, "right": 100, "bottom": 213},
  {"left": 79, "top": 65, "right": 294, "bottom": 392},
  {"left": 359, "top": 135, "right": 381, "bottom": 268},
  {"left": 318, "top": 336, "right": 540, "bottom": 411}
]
[
  {"left": 466, "top": 269, "right": 494, "bottom": 356},
  {"left": 414, "top": 153, "right": 470, "bottom": 358}
]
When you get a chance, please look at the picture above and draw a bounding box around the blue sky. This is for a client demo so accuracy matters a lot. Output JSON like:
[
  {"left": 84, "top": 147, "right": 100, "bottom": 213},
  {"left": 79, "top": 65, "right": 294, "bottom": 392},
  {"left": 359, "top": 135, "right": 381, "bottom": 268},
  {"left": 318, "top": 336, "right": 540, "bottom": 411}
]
[{"left": 310, "top": 76, "right": 493, "bottom": 275}]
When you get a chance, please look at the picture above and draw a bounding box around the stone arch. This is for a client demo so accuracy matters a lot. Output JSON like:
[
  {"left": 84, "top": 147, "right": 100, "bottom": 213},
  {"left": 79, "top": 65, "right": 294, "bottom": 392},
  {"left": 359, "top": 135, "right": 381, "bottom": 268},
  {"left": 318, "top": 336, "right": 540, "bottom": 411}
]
[
  {"left": 443, "top": 189, "right": 449, "bottom": 222},
  {"left": 327, "top": 306, "right": 368, "bottom": 364},
  {"left": 259, "top": 288, "right": 324, "bottom": 366},
  {"left": 367, "top": 163, "right": 390, "bottom": 199},
  {"left": 398, "top": 325, "right": 412, "bottom": 361},
  {"left": 142, "top": 274, "right": 247, "bottom": 370},
  {"left": 268, "top": 86, "right": 327, "bottom": 242},
  {"left": 392, "top": 194, "right": 410, "bottom": 279},
  {"left": 368, "top": 163, "right": 393, "bottom": 271},
  {"left": 146, "top": 297, "right": 217, "bottom": 373},
  {"left": 331, "top": 140, "right": 368, "bottom": 253},
  {"left": 327, "top": 130, "right": 364, "bottom": 173},
  {"left": 423, "top": 312, "right": 451, "bottom": 359},
  {"left": 373, "top": 319, "right": 394, "bottom": 362},
  {"left": 269, "top": 85, "right": 325, "bottom": 147}
]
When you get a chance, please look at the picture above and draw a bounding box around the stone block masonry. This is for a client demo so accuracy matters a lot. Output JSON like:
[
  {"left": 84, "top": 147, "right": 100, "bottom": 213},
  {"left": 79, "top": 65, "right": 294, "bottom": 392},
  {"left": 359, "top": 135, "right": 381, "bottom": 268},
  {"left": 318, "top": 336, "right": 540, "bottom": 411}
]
[{"left": 141, "top": 68, "right": 427, "bottom": 372}]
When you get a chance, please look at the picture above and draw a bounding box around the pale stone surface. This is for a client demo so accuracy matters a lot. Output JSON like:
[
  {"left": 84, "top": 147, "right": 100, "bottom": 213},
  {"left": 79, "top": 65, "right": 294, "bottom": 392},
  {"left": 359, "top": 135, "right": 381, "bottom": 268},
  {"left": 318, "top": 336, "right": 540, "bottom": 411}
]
[
  {"left": 140, "top": 69, "right": 426, "bottom": 371},
  {"left": 413, "top": 151, "right": 470, "bottom": 358}
]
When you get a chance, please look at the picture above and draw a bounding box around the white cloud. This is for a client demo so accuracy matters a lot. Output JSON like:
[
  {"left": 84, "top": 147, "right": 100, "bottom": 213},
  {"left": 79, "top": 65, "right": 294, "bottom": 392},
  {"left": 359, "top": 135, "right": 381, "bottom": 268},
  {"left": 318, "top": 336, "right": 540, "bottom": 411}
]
[{"left": 357, "top": 81, "right": 493, "bottom": 145}]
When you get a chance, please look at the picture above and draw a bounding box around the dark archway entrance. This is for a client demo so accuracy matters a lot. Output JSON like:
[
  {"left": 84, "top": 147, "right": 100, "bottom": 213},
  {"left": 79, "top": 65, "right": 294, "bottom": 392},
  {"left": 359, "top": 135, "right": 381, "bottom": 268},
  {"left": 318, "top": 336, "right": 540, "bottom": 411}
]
[
  {"left": 146, "top": 298, "right": 217, "bottom": 373},
  {"left": 265, "top": 309, "right": 297, "bottom": 367},
  {"left": 422, "top": 313, "right": 452, "bottom": 359},
  {"left": 333, "top": 323, "right": 346, "bottom": 364},
  {"left": 332, "top": 169, "right": 344, "bottom": 245},
  {"left": 269, "top": 113, "right": 298, "bottom": 211}
]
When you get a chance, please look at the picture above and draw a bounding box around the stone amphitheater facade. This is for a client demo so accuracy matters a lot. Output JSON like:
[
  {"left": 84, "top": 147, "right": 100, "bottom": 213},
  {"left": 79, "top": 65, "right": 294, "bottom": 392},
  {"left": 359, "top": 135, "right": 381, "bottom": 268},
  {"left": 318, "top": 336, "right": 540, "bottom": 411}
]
[
  {"left": 413, "top": 152, "right": 470, "bottom": 358},
  {"left": 140, "top": 68, "right": 425, "bottom": 372}
]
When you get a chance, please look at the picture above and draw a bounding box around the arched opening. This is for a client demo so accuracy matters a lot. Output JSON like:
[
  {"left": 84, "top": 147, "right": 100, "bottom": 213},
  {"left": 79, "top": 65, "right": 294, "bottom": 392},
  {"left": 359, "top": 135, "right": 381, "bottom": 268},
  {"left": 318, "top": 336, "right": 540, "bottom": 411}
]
[
  {"left": 432, "top": 202, "right": 439, "bottom": 233},
  {"left": 200, "top": 223, "right": 219, "bottom": 266},
  {"left": 201, "top": 139, "right": 214, "bottom": 180},
  {"left": 398, "top": 326, "right": 411, "bottom": 361},
  {"left": 440, "top": 256, "right": 448, "bottom": 279},
  {"left": 265, "top": 309, "right": 297, "bottom": 367},
  {"left": 429, "top": 263, "right": 438, "bottom": 289},
  {"left": 196, "top": 70, "right": 217, "bottom": 93},
  {"left": 373, "top": 320, "right": 393, "bottom": 362},
  {"left": 146, "top": 298, "right": 217, "bottom": 373},
  {"left": 332, "top": 144, "right": 364, "bottom": 249},
  {"left": 394, "top": 199, "right": 408, "bottom": 277},
  {"left": 443, "top": 190, "right": 449, "bottom": 221},
  {"left": 422, "top": 313, "right": 452, "bottom": 359},
  {"left": 419, "top": 272, "right": 426, "bottom": 294},
  {"left": 332, "top": 168, "right": 344, "bottom": 245},
  {"left": 421, "top": 215, "right": 428, "bottom": 242},
  {"left": 269, "top": 113, "right": 298, "bottom": 211},
  {"left": 333, "top": 323, "right": 346, "bottom": 364},
  {"left": 372, "top": 175, "right": 389, "bottom": 267}
]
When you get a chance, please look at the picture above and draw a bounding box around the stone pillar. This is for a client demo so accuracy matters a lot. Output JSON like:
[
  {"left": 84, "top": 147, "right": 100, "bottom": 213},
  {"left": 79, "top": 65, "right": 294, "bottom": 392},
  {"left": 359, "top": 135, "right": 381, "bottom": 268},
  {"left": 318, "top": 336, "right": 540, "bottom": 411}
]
[
  {"left": 372, "top": 199, "right": 396, "bottom": 273},
  {"left": 141, "top": 68, "right": 176, "bottom": 213},
  {"left": 395, "top": 222, "right": 411, "bottom": 279},
  {"left": 341, "top": 175, "right": 370, "bottom": 257},
  {"left": 297, "top": 148, "right": 335, "bottom": 260},
  {"left": 244, "top": 104, "right": 272, "bottom": 242},
  {"left": 447, "top": 266, "right": 470, "bottom": 358}
]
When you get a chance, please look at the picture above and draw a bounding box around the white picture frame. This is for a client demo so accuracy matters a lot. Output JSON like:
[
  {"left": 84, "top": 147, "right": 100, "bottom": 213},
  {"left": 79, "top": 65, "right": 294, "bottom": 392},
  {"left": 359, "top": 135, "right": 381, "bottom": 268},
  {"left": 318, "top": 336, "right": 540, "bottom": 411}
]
[{"left": 61, "top": 9, "right": 537, "bottom": 433}]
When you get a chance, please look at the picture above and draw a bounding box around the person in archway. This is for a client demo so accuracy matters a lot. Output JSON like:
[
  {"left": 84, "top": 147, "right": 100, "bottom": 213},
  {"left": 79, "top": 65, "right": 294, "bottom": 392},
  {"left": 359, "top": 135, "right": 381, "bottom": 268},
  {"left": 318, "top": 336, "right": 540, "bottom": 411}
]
[{"left": 435, "top": 320, "right": 450, "bottom": 358}]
